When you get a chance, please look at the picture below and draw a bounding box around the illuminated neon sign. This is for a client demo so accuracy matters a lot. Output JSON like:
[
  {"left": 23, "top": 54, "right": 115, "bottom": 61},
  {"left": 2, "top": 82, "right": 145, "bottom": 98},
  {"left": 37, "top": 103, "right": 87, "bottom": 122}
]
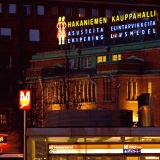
[
  {"left": 49, "top": 144, "right": 123, "bottom": 154},
  {"left": 67, "top": 17, "right": 107, "bottom": 28},
  {"left": 0, "top": 136, "right": 7, "bottom": 144},
  {"left": 110, "top": 20, "right": 156, "bottom": 38},
  {"left": 124, "top": 144, "right": 141, "bottom": 154},
  {"left": 56, "top": 10, "right": 157, "bottom": 45},
  {"left": 56, "top": 16, "right": 67, "bottom": 45},
  {"left": 19, "top": 90, "right": 31, "bottom": 110},
  {"left": 112, "top": 10, "right": 156, "bottom": 22},
  {"left": 67, "top": 27, "right": 104, "bottom": 43}
]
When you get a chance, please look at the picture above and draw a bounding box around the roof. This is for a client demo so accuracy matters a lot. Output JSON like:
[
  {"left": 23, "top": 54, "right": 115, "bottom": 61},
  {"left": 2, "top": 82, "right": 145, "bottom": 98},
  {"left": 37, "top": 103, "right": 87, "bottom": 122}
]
[
  {"left": 31, "top": 39, "right": 160, "bottom": 60},
  {"left": 121, "top": 56, "right": 145, "bottom": 63},
  {"left": 26, "top": 127, "right": 160, "bottom": 136}
]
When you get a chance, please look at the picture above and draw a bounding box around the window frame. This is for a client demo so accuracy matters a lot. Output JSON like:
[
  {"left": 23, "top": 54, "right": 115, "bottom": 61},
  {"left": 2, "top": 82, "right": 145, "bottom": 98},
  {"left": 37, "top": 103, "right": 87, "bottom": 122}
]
[
  {"left": 0, "top": 114, "right": 7, "bottom": 124},
  {"left": 103, "top": 78, "right": 113, "bottom": 102},
  {"left": 118, "top": 10, "right": 125, "bottom": 15},
  {"left": 92, "top": 9, "right": 98, "bottom": 17},
  {"left": 0, "top": 28, "right": 11, "bottom": 40},
  {"left": 83, "top": 57, "right": 91, "bottom": 68},
  {"left": 37, "top": 5, "right": 44, "bottom": 15},
  {"left": 79, "top": 8, "right": 85, "bottom": 17},
  {"left": 126, "top": 79, "right": 137, "bottom": 101},
  {"left": 97, "top": 56, "right": 106, "bottom": 63},
  {"left": 29, "top": 29, "right": 40, "bottom": 42},
  {"left": 23, "top": 5, "right": 31, "bottom": 15},
  {"left": 105, "top": 9, "right": 112, "bottom": 18},
  {"left": 69, "top": 58, "right": 78, "bottom": 69},
  {"left": 0, "top": 3, "right": 2, "bottom": 13},
  {"left": 65, "top": 7, "right": 72, "bottom": 17},
  {"left": 112, "top": 54, "right": 121, "bottom": 61},
  {"left": 148, "top": 81, "right": 152, "bottom": 94},
  {"left": 9, "top": 4, "right": 16, "bottom": 14}
]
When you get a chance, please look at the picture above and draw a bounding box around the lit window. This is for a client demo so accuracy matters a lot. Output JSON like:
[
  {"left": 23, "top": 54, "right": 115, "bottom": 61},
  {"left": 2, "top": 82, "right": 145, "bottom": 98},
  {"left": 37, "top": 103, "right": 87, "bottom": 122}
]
[
  {"left": 29, "top": 29, "right": 40, "bottom": 42},
  {"left": 83, "top": 57, "right": 91, "bottom": 68},
  {"left": 79, "top": 8, "right": 85, "bottom": 17},
  {"left": 97, "top": 56, "right": 106, "bottom": 63},
  {"left": 37, "top": 5, "right": 44, "bottom": 15},
  {"left": 9, "top": 4, "right": 16, "bottom": 14},
  {"left": 112, "top": 54, "right": 121, "bottom": 61},
  {"left": 92, "top": 9, "right": 98, "bottom": 17},
  {"left": 127, "top": 79, "right": 137, "bottom": 100},
  {"left": 51, "top": 7, "right": 58, "bottom": 16},
  {"left": 105, "top": 9, "right": 112, "bottom": 18},
  {"left": 0, "top": 3, "right": 2, "bottom": 13},
  {"left": 148, "top": 82, "right": 152, "bottom": 94},
  {"left": 118, "top": 10, "right": 124, "bottom": 15},
  {"left": 0, "top": 28, "right": 11, "bottom": 40},
  {"left": 0, "top": 114, "right": 6, "bottom": 124},
  {"left": 23, "top": 5, "right": 30, "bottom": 14},
  {"left": 65, "top": 7, "right": 72, "bottom": 17}
]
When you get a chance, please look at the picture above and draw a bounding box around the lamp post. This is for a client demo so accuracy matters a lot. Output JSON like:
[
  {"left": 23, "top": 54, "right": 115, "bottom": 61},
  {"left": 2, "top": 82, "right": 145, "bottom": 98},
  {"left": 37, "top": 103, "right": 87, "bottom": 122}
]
[
  {"left": 19, "top": 90, "right": 31, "bottom": 160},
  {"left": 23, "top": 110, "right": 26, "bottom": 160}
]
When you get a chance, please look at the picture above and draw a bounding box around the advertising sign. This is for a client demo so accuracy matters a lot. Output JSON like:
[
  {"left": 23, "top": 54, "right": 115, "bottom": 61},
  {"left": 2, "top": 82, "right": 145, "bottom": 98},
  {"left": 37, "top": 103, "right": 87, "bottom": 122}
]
[
  {"left": 0, "top": 136, "right": 7, "bottom": 144},
  {"left": 49, "top": 144, "right": 123, "bottom": 154},
  {"left": 124, "top": 144, "right": 160, "bottom": 154},
  {"left": 49, "top": 144, "right": 160, "bottom": 154},
  {"left": 19, "top": 90, "right": 31, "bottom": 110},
  {"left": 124, "top": 144, "right": 141, "bottom": 154},
  {"left": 56, "top": 10, "right": 157, "bottom": 46}
]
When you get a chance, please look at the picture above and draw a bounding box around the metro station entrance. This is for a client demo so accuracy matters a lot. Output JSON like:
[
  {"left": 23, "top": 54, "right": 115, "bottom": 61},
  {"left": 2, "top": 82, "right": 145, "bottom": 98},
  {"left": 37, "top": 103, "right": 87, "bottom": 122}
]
[{"left": 26, "top": 128, "right": 160, "bottom": 160}]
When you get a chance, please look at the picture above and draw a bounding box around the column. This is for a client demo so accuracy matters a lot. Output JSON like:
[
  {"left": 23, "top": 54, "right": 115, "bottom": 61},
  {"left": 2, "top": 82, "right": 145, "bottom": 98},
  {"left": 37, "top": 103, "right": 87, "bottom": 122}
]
[
  {"left": 82, "top": 80, "right": 85, "bottom": 102},
  {"left": 90, "top": 83, "right": 93, "bottom": 102},
  {"left": 133, "top": 80, "right": 137, "bottom": 100},
  {"left": 74, "top": 81, "right": 77, "bottom": 103},
  {"left": 86, "top": 80, "right": 89, "bottom": 102},
  {"left": 78, "top": 81, "right": 81, "bottom": 103},
  {"left": 54, "top": 82, "right": 57, "bottom": 103}
]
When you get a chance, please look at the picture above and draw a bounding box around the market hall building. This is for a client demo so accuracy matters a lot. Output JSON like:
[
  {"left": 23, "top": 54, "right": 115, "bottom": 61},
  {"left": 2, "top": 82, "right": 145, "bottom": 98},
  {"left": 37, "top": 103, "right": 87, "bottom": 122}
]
[
  {"left": 26, "top": 41, "right": 160, "bottom": 160},
  {"left": 1, "top": 0, "right": 160, "bottom": 159}
]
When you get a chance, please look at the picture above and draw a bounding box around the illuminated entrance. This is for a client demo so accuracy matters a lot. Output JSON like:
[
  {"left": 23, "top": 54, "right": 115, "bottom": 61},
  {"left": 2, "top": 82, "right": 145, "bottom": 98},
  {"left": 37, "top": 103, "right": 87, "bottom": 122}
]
[{"left": 26, "top": 129, "right": 160, "bottom": 160}]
